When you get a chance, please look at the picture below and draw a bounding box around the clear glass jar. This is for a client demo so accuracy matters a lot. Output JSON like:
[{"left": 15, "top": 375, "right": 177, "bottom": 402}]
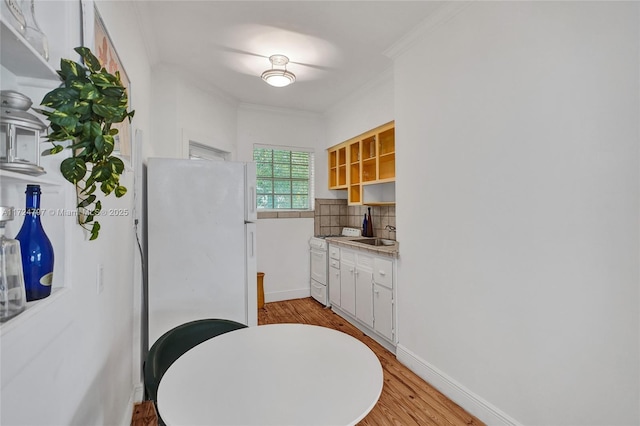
[
  {"left": 0, "top": 207, "right": 27, "bottom": 322},
  {"left": 2, "top": 0, "right": 26, "bottom": 35},
  {"left": 20, "top": 0, "right": 49, "bottom": 61}
]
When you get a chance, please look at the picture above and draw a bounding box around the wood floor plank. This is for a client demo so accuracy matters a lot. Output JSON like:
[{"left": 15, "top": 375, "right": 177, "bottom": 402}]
[
  {"left": 258, "top": 297, "right": 484, "bottom": 426},
  {"left": 130, "top": 400, "right": 157, "bottom": 426}
]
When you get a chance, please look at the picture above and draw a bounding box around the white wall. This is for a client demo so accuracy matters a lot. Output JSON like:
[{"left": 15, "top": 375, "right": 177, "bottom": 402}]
[
  {"left": 394, "top": 2, "right": 639, "bottom": 424},
  {"left": 151, "top": 65, "right": 238, "bottom": 159},
  {"left": 237, "top": 105, "right": 322, "bottom": 301},
  {"left": 177, "top": 76, "right": 238, "bottom": 158},
  {"left": 255, "top": 218, "right": 313, "bottom": 302},
  {"left": 0, "top": 1, "right": 152, "bottom": 424},
  {"left": 149, "top": 66, "right": 180, "bottom": 158}
]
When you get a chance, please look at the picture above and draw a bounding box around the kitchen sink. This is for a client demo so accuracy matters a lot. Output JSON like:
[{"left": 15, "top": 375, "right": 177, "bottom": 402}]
[{"left": 352, "top": 238, "right": 396, "bottom": 246}]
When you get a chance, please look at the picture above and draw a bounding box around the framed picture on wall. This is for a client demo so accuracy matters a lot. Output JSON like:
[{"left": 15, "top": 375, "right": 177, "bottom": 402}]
[{"left": 81, "top": 0, "right": 133, "bottom": 167}]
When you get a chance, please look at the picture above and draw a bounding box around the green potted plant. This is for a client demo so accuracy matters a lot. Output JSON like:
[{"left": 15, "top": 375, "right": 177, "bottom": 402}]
[{"left": 39, "top": 46, "right": 135, "bottom": 240}]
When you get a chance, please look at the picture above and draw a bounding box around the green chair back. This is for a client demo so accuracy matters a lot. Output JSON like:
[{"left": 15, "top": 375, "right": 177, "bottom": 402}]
[{"left": 144, "top": 319, "right": 247, "bottom": 403}]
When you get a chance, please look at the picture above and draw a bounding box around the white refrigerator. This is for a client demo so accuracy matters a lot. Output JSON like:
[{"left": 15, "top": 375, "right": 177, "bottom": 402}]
[{"left": 146, "top": 158, "right": 257, "bottom": 347}]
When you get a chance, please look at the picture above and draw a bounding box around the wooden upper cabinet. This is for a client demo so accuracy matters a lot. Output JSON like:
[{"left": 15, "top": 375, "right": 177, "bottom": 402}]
[
  {"left": 327, "top": 121, "right": 395, "bottom": 205},
  {"left": 378, "top": 126, "right": 395, "bottom": 181},
  {"left": 348, "top": 140, "right": 361, "bottom": 204},
  {"left": 328, "top": 144, "right": 347, "bottom": 189}
]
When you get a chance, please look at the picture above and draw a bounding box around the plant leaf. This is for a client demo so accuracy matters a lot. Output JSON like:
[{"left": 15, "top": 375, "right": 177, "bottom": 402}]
[
  {"left": 90, "top": 164, "right": 112, "bottom": 182},
  {"left": 102, "top": 87, "right": 124, "bottom": 98},
  {"left": 94, "top": 134, "right": 105, "bottom": 153},
  {"left": 75, "top": 47, "right": 101, "bottom": 73},
  {"left": 48, "top": 110, "right": 79, "bottom": 129},
  {"left": 115, "top": 186, "right": 127, "bottom": 198},
  {"left": 82, "top": 184, "right": 97, "bottom": 196},
  {"left": 60, "top": 59, "right": 82, "bottom": 78},
  {"left": 41, "top": 87, "right": 78, "bottom": 107},
  {"left": 41, "top": 145, "right": 64, "bottom": 156},
  {"left": 60, "top": 157, "right": 87, "bottom": 183},
  {"left": 108, "top": 156, "right": 125, "bottom": 174},
  {"left": 102, "top": 135, "right": 115, "bottom": 155},
  {"left": 100, "top": 180, "right": 115, "bottom": 195},
  {"left": 92, "top": 103, "right": 120, "bottom": 120},
  {"left": 80, "top": 83, "right": 100, "bottom": 100},
  {"left": 77, "top": 194, "right": 96, "bottom": 208},
  {"left": 90, "top": 221, "right": 101, "bottom": 240}
]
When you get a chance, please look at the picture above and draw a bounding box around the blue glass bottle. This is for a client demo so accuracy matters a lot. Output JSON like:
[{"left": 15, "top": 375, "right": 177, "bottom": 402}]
[{"left": 16, "top": 185, "right": 54, "bottom": 301}]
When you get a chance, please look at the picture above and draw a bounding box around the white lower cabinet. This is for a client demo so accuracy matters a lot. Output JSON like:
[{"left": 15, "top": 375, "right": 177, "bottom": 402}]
[
  {"left": 373, "top": 283, "right": 393, "bottom": 341},
  {"left": 339, "top": 255, "right": 356, "bottom": 316},
  {"left": 329, "top": 243, "right": 396, "bottom": 350},
  {"left": 355, "top": 254, "right": 373, "bottom": 328},
  {"left": 329, "top": 258, "right": 341, "bottom": 306}
]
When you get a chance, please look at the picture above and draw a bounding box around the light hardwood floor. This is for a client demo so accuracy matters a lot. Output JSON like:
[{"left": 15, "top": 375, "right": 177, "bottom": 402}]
[
  {"left": 133, "top": 297, "right": 484, "bottom": 426},
  {"left": 258, "top": 297, "right": 484, "bottom": 426}
]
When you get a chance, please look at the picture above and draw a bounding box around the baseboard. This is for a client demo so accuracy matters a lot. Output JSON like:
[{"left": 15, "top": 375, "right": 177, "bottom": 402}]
[
  {"left": 265, "top": 288, "right": 310, "bottom": 303},
  {"left": 396, "top": 344, "right": 521, "bottom": 426},
  {"left": 331, "top": 305, "right": 396, "bottom": 354},
  {"left": 121, "top": 382, "right": 145, "bottom": 426}
]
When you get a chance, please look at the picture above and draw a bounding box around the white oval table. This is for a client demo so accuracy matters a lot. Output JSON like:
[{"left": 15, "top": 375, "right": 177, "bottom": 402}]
[{"left": 156, "top": 323, "right": 383, "bottom": 426}]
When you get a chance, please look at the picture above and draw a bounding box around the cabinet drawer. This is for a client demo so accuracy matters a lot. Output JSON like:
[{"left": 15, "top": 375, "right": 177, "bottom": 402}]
[
  {"left": 373, "top": 257, "right": 393, "bottom": 288},
  {"left": 330, "top": 258, "right": 340, "bottom": 269},
  {"left": 329, "top": 245, "right": 340, "bottom": 260},
  {"left": 341, "top": 249, "right": 355, "bottom": 263},
  {"left": 311, "top": 280, "right": 327, "bottom": 305}
]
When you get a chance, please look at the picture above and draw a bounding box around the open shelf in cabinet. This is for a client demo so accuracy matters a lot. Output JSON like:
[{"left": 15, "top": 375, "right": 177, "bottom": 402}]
[
  {"left": 349, "top": 184, "right": 361, "bottom": 204},
  {"left": 337, "top": 146, "right": 346, "bottom": 187},
  {"left": 329, "top": 150, "right": 337, "bottom": 187},
  {"left": 329, "top": 145, "right": 348, "bottom": 189},
  {"left": 0, "top": 287, "right": 70, "bottom": 337},
  {"left": 0, "top": 16, "right": 58, "bottom": 80},
  {"left": 379, "top": 153, "right": 395, "bottom": 180},
  {"left": 0, "top": 169, "right": 64, "bottom": 187}
]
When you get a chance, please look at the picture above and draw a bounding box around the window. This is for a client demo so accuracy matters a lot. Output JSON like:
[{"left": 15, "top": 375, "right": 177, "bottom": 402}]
[{"left": 253, "top": 145, "right": 314, "bottom": 210}]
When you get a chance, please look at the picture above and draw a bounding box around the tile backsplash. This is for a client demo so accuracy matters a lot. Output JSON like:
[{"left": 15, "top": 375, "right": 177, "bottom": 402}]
[{"left": 315, "top": 198, "right": 396, "bottom": 240}]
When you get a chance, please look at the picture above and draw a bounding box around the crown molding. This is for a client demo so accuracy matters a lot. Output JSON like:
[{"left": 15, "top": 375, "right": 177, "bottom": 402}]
[{"left": 384, "top": 1, "right": 475, "bottom": 60}]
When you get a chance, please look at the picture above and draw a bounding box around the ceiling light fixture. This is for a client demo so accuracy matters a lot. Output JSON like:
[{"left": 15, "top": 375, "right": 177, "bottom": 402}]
[{"left": 261, "top": 54, "right": 296, "bottom": 87}]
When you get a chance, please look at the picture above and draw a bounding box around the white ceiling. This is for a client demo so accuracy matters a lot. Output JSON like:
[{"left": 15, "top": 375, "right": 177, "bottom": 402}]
[{"left": 135, "top": 1, "right": 444, "bottom": 113}]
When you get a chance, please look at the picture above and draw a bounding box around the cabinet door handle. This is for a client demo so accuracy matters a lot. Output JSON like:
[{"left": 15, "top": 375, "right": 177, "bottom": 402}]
[{"left": 379, "top": 270, "right": 386, "bottom": 276}]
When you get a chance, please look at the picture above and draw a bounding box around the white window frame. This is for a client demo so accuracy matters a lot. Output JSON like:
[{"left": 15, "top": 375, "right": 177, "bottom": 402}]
[{"left": 253, "top": 144, "right": 315, "bottom": 211}]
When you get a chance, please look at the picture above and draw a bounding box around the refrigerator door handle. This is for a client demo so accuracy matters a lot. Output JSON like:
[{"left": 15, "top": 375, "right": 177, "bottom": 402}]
[
  {"left": 250, "top": 185, "right": 256, "bottom": 216},
  {"left": 245, "top": 222, "right": 258, "bottom": 327},
  {"left": 245, "top": 163, "right": 258, "bottom": 222}
]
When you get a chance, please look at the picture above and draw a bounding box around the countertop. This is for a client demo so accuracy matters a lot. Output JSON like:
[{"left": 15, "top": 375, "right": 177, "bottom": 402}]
[{"left": 325, "top": 236, "right": 399, "bottom": 258}]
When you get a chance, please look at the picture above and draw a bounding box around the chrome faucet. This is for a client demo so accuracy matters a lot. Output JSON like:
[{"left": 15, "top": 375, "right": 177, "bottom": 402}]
[{"left": 385, "top": 225, "right": 396, "bottom": 231}]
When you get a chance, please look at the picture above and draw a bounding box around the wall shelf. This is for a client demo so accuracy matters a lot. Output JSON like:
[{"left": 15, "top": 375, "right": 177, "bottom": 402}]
[
  {"left": 0, "top": 17, "right": 71, "bottom": 344},
  {"left": 0, "top": 287, "right": 70, "bottom": 337},
  {"left": 0, "top": 17, "right": 58, "bottom": 80},
  {"left": 0, "top": 169, "right": 63, "bottom": 187}
]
